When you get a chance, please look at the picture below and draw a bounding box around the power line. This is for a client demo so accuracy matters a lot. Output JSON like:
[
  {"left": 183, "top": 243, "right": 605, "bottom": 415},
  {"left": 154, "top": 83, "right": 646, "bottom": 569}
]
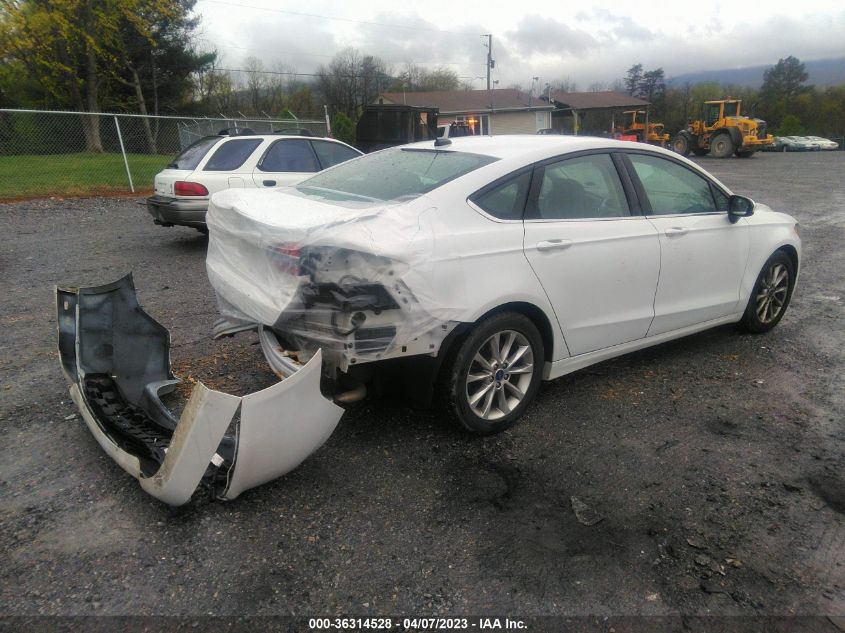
[
  {"left": 207, "top": 66, "right": 485, "bottom": 81},
  {"left": 196, "top": 37, "right": 472, "bottom": 66},
  {"left": 198, "top": 0, "right": 481, "bottom": 36}
]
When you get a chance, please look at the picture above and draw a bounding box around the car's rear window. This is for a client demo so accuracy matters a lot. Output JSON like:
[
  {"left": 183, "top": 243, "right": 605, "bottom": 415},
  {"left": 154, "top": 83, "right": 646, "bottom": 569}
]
[
  {"left": 167, "top": 136, "right": 219, "bottom": 170},
  {"left": 203, "top": 138, "right": 262, "bottom": 171},
  {"left": 294, "top": 148, "right": 497, "bottom": 203}
]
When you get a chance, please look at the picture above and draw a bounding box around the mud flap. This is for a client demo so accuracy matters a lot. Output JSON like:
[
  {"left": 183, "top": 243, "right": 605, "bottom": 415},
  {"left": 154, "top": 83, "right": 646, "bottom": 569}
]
[{"left": 56, "top": 274, "right": 343, "bottom": 506}]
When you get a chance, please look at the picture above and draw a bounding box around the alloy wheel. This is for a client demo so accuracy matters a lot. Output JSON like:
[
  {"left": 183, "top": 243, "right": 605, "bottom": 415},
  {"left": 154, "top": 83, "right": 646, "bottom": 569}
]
[
  {"left": 756, "top": 262, "right": 789, "bottom": 324},
  {"left": 465, "top": 330, "right": 534, "bottom": 421}
]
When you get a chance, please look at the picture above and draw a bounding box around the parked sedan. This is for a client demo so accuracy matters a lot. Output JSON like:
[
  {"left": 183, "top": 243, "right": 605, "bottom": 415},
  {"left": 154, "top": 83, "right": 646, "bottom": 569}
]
[
  {"left": 58, "top": 136, "right": 801, "bottom": 504},
  {"left": 145, "top": 132, "right": 362, "bottom": 231},
  {"left": 774, "top": 136, "right": 819, "bottom": 152},
  {"left": 804, "top": 135, "right": 840, "bottom": 151}
]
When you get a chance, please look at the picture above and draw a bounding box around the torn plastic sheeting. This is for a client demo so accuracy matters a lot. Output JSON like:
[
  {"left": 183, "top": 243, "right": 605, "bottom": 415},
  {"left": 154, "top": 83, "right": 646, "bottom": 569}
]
[
  {"left": 56, "top": 273, "right": 343, "bottom": 505},
  {"left": 205, "top": 187, "right": 467, "bottom": 370}
]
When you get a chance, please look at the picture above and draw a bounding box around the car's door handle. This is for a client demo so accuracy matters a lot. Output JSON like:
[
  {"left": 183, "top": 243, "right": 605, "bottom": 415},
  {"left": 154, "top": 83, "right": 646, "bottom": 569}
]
[
  {"left": 262, "top": 180, "right": 276, "bottom": 187},
  {"left": 665, "top": 227, "right": 689, "bottom": 237},
  {"left": 536, "top": 239, "right": 573, "bottom": 251}
]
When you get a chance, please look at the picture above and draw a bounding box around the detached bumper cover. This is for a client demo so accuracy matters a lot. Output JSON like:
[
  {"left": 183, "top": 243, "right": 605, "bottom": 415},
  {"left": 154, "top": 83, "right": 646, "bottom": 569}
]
[
  {"left": 145, "top": 195, "right": 209, "bottom": 227},
  {"left": 56, "top": 274, "right": 343, "bottom": 505}
]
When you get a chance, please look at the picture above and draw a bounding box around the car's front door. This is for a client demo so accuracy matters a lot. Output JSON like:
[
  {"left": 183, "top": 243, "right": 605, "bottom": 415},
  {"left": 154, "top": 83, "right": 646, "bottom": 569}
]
[
  {"left": 623, "top": 152, "right": 750, "bottom": 335},
  {"left": 522, "top": 152, "right": 661, "bottom": 357}
]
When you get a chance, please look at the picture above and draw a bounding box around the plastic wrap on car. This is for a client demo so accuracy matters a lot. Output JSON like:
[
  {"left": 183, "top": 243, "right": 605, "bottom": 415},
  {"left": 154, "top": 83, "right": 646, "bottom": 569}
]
[{"left": 205, "top": 188, "right": 465, "bottom": 370}]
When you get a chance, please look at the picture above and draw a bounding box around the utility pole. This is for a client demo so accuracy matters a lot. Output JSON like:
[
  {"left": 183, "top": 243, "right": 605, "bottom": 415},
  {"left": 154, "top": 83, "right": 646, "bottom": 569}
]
[{"left": 486, "top": 34, "right": 493, "bottom": 91}]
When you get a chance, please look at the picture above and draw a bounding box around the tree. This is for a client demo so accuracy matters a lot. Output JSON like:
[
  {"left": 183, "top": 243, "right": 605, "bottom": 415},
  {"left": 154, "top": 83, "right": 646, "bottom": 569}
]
[
  {"left": 243, "top": 56, "right": 266, "bottom": 114},
  {"left": 330, "top": 112, "right": 355, "bottom": 145},
  {"left": 388, "top": 63, "right": 459, "bottom": 92},
  {"left": 777, "top": 113, "right": 803, "bottom": 136},
  {"left": 111, "top": 0, "right": 215, "bottom": 151},
  {"left": 639, "top": 69, "right": 665, "bottom": 102},
  {"left": 0, "top": 0, "right": 210, "bottom": 152},
  {"left": 760, "top": 56, "right": 811, "bottom": 127},
  {"left": 317, "top": 48, "right": 387, "bottom": 119},
  {"left": 762, "top": 56, "right": 810, "bottom": 106},
  {"left": 624, "top": 64, "right": 643, "bottom": 96}
]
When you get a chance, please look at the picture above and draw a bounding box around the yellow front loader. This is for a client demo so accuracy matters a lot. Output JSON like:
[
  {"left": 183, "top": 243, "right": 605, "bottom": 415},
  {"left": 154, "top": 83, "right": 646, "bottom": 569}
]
[
  {"left": 672, "top": 99, "right": 774, "bottom": 158},
  {"left": 616, "top": 110, "right": 670, "bottom": 147}
]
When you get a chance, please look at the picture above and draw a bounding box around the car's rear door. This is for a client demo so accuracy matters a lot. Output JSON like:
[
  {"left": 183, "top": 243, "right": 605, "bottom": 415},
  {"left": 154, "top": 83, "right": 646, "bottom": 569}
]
[
  {"left": 194, "top": 137, "right": 264, "bottom": 195},
  {"left": 622, "top": 152, "right": 750, "bottom": 335},
  {"left": 522, "top": 151, "right": 661, "bottom": 356}
]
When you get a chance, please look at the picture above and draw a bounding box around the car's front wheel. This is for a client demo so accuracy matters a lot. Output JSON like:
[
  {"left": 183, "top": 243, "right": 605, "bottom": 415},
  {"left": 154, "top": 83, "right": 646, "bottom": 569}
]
[
  {"left": 442, "top": 312, "right": 544, "bottom": 435},
  {"left": 740, "top": 251, "right": 796, "bottom": 333}
]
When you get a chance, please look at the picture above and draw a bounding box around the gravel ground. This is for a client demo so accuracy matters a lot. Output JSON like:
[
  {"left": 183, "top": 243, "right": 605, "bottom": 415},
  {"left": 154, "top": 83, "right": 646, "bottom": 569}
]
[{"left": 1, "top": 152, "right": 843, "bottom": 624}]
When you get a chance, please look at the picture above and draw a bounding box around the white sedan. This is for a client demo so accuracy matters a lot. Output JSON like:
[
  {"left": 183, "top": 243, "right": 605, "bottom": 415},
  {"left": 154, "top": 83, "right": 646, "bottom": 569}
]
[
  {"left": 58, "top": 135, "right": 801, "bottom": 504},
  {"left": 207, "top": 135, "right": 801, "bottom": 432}
]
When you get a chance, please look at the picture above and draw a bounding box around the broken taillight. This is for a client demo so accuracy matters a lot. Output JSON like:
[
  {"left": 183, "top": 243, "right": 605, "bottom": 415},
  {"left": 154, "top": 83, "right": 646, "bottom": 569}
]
[
  {"left": 174, "top": 181, "right": 209, "bottom": 196},
  {"left": 269, "top": 244, "right": 301, "bottom": 276}
]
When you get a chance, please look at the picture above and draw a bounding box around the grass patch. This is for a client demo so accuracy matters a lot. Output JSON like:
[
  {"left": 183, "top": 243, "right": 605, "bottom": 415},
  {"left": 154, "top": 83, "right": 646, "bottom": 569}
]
[{"left": 0, "top": 152, "right": 170, "bottom": 200}]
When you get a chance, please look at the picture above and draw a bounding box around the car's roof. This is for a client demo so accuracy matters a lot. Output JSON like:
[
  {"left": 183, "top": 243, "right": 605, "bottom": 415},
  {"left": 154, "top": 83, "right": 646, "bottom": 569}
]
[
  {"left": 214, "top": 134, "right": 353, "bottom": 144},
  {"left": 401, "top": 134, "right": 671, "bottom": 161}
]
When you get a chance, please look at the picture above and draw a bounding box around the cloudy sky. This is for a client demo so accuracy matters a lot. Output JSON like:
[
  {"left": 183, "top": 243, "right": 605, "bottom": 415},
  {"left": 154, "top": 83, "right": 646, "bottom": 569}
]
[{"left": 195, "top": 0, "right": 845, "bottom": 89}]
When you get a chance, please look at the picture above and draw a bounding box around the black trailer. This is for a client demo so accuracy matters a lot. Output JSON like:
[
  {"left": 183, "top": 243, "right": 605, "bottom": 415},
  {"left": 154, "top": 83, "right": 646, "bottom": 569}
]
[{"left": 355, "top": 104, "right": 439, "bottom": 153}]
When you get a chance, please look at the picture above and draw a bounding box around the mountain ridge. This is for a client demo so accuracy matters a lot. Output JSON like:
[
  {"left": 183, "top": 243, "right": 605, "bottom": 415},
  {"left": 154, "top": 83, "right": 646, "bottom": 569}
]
[{"left": 667, "top": 56, "right": 845, "bottom": 88}]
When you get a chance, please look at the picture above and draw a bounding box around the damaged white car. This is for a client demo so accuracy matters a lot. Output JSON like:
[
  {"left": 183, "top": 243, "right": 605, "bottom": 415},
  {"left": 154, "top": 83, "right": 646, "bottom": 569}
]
[{"left": 58, "top": 136, "right": 801, "bottom": 504}]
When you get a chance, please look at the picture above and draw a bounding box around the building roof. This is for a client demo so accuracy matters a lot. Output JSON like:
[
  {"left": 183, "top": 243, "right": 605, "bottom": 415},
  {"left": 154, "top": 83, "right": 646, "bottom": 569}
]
[
  {"left": 552, "top": 91, "right": 650, "bottom": 110},
  {"left": 377, "top": 89, "right": 554, "bottom": 114}
]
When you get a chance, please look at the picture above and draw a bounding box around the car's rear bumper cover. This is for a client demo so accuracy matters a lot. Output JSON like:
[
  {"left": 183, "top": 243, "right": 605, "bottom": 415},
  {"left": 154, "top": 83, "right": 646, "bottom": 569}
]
[
  {"left": 145, "top": 195, "right": 209, "bottom": 227},
  {"left": 56, "top": 274, "right": 343, "bottom": 505}
]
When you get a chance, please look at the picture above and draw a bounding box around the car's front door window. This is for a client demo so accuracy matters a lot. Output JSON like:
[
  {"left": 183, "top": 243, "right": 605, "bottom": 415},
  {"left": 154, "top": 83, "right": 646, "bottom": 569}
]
[
  {"left": 628, "top": 154, "right": 718, "bottom": 214},
  {"left": 527, "top": 153, "right": 629, "bottom": 220}
]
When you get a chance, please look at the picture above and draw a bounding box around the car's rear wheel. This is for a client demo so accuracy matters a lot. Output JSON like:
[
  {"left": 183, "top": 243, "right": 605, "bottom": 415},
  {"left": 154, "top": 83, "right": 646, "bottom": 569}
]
[
  {"left": 441, "top": 312, "right": 544, "bottom": 435},
  {"left": 740, "top": 251, "right": 795, "bottom": 333}
]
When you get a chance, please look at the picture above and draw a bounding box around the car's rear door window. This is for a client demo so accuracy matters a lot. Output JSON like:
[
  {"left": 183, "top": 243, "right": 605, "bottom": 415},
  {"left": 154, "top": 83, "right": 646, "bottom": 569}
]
[
  {"left": 311, "top": 140, "right": 361, "bottom": 169},
  {"left": 167, "top": 137, "right": 220, "bottom": 170},
  {"left": 259, "top": 139, "right": 319, "bottom": 172},
  {"left": 628, "top": 154, "right": 717, "bottom": 214},
  {"left": 526, "top": 153, "right": 630, "bottom": 220},
  {"left": 202, "top": 139, "right": 262, "bottom": 171},
  {"left": 470, "top": 170, "right": 532, "bottom": 220}
]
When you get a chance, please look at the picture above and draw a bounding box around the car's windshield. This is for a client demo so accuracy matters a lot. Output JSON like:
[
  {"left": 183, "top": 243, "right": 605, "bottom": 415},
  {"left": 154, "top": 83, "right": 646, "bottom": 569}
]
[
  {"left": 293, "top": 147, "right": 498, "bottom": 203},
  {"left": 167, "top": 136, "right": 220, "bottom": 170}
]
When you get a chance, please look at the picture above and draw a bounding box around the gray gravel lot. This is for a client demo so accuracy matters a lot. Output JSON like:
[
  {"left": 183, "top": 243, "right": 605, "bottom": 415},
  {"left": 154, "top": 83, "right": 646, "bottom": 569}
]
[{"left": 1, "top": 152, "right": 843, "bottom": 621}]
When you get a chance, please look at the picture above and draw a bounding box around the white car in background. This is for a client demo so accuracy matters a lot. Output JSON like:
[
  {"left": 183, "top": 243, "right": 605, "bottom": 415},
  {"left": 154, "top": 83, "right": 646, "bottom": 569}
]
[
  {"left": 59, "top": 135, "right": 801, "bottom": 505},
  {"left": 804, "top": 136, "right": 839, "bottom": 151},
  {"left": 145, "top": 131, "right": 362, "bottom": 231}
]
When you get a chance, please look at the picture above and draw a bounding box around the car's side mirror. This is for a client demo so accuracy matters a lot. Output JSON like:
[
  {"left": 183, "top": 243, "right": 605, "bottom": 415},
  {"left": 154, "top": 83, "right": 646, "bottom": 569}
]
[{"left": 728, "top": 195, "right": 755, "bottom": 223}]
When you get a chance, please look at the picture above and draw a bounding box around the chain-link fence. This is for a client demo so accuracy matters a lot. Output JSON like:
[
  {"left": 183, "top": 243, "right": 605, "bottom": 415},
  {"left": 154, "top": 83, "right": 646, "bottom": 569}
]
[{"left": 0, "top": 108, "right": 327, "bottom": 200}]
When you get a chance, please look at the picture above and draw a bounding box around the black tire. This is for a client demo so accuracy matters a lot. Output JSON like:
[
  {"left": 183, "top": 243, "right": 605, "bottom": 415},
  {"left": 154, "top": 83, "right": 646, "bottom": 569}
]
[
  {"left": 740, "top": 251, "right": 796, "bottom": 333},
  {"left": 710, "top": 133, "right": 735, "bottom": 158},
  {"left": 439, "top": 312, "right": 544, "bottom": 435},
  {"left": 692, "top": 147, "right": 708, "bottom": 156},
  {"left": 672, "top": 135, "right": 690, "bottom": 156}
]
